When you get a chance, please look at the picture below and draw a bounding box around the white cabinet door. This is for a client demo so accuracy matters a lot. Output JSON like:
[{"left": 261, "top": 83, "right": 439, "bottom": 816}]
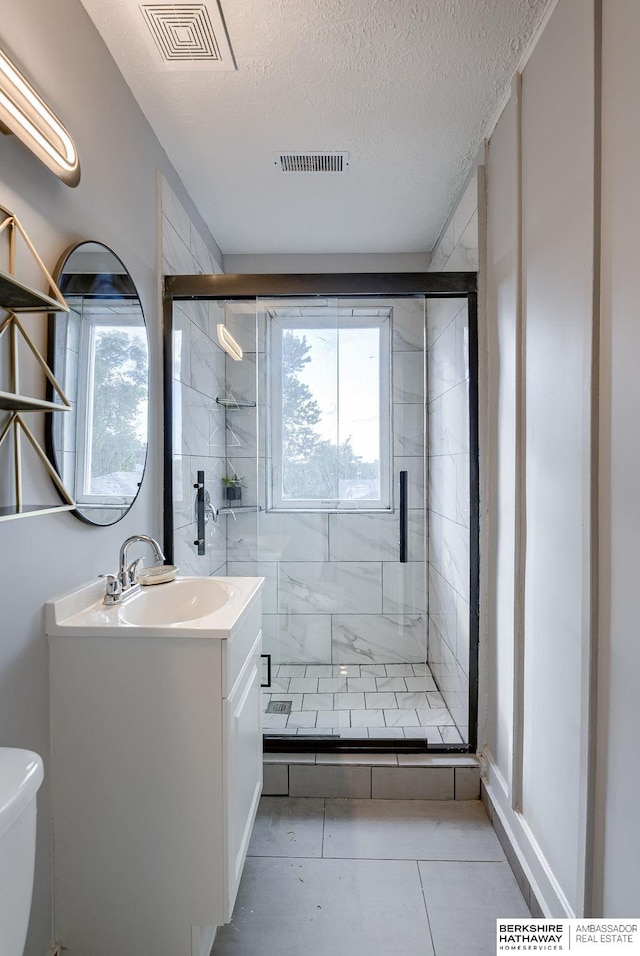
[{"left": 223, "top": 630, "right": 263, "bottom": 919}]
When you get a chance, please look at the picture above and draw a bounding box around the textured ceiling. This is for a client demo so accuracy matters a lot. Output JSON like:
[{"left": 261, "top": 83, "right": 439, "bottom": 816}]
[{"left": 79, "top": 0, "right": 550, "bottom": 255}]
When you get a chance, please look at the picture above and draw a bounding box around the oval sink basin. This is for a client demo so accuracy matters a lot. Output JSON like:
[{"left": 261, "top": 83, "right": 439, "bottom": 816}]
[{"left": 120, "top": 578, "right": 236, "bottom": 627}]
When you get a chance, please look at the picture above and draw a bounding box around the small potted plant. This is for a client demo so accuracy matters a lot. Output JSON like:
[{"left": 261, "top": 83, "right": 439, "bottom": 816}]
[{"left": 222, "top": 474, "right": 246, "bottom": 503}]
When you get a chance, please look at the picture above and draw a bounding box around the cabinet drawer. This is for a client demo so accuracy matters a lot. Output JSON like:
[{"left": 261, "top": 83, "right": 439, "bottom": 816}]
[{"left": 222, "top": 596, "right": 262, "bottom": 698}]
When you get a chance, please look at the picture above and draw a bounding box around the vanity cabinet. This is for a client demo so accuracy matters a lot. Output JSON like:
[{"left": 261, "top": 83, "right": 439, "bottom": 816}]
[{"left": 47, "top": 585, "right": 263, "bottom": 956}]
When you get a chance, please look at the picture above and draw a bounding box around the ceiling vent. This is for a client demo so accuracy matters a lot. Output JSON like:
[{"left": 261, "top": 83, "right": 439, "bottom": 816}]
[
  {"left": 139, "top": 2, "right": 236, "bottom": 71},
  {"left": 275, "top": 152, "right": 350, "bottom": 174}
]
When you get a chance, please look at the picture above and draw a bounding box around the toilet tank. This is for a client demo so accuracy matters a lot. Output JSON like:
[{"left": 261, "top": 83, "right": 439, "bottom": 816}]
[{"left": 0, "top": 749, "right": 44, "bottom": 956}]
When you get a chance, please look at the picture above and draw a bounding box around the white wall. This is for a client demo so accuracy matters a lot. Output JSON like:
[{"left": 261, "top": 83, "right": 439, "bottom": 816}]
[
  {"left": 482, "top": 0, "right": 640, "bottom": 919},
  {"left": 0, "top": 3, "right": 221, "bottom": 953},
  {"left": 484, "top": 0, "right": 596, "bottom": 917},
  {"left": 520, "top": 0, "right": 594, "bottom": 913},
  {"left": 484, "top": 94, "right": 518, "bottom": 793},
  {"left": 594, "top": 0, "right": 640, "bottom": 917}
]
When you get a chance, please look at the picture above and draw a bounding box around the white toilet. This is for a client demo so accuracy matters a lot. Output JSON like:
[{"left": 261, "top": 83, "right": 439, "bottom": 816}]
[{"left": 0, "top": 748, "right": 44, "bottom": 956}]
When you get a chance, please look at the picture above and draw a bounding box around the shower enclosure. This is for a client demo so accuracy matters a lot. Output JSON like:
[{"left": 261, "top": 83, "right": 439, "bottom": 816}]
[{"left": 163, "top": 274, "right": 477, "bottom": 751}]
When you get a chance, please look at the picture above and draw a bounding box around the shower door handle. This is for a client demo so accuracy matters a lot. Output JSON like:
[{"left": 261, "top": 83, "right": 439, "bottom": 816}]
[
  {"left": 194, "top": 470, "right": 205, "bottom": 556},
  {"left": 399, "top": 470, "right": 408, "bottom": 563},
  {"left": 261, "top": 653, "right": 272, "bottom": 688}
]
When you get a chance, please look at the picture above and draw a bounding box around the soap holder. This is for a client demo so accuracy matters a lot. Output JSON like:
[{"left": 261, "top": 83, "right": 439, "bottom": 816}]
[{"left": 137, "top": 564, "right": 179, "bottom": 586}]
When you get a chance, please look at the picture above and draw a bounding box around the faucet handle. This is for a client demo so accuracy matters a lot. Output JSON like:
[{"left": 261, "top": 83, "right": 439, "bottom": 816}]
[
  {"left": 100, "top": 573, "right": 122, "bottom": 603},
  {"left": 101, "top": 573, "right": 121, "bottom": 593},
  {"left": 127, "top": 558, "right": 143, "bottom": 585}
]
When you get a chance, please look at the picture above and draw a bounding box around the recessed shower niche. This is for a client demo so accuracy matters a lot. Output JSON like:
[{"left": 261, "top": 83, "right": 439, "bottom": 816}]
[{"left": 163, "top": 274, "right": 478, "bottom": 751}]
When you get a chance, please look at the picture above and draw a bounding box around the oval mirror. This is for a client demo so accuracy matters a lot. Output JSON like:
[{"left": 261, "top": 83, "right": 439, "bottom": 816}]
[{"left": 47, "top": 242, "right": 149, "bottom": 525}]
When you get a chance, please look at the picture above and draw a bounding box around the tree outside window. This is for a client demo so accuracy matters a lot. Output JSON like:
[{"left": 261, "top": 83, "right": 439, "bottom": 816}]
[{"left": 271, "top": 313, "right": 391, "bottom": 511}]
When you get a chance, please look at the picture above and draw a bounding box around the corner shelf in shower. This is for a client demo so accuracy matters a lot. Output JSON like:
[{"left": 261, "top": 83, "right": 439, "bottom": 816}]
[
  {"left": 0, "top": 206, "right": 75, "bottom": 521},
  {"left": 216, "top": 397, "right": 256, "bottom": 408},
  {"left": 218, "top": 505, "right": 262, "bottom": 516}
]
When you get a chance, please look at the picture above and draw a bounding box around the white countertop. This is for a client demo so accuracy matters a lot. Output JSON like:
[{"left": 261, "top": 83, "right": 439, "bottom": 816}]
[{"left": 45, "top": 576, "right": 264, "bottom": 639}]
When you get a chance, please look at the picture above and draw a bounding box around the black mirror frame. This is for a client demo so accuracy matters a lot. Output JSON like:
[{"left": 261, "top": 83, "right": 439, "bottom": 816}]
[{"left": 46, "top": 241, "right": 149, "bottom": 526}]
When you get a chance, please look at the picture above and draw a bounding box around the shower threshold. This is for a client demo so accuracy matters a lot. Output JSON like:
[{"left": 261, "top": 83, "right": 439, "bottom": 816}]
[{"left": 262, "top": 662, "right": 463, "bottom": 745}]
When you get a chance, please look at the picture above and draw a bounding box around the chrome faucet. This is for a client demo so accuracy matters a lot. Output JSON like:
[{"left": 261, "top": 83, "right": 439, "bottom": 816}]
[
  {"left": 103, "top": 534, "right": 165, "bottom": 605},
  {"left": 119, "top": 534, "right": 165, "bottom": 588}
]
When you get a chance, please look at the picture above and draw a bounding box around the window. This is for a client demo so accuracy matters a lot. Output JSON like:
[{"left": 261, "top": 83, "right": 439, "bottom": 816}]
[
  {"left": 75, "top": 309, "right": 148, "bottom": 506},
  {"left": 270, "top": 311, "right": 391, "bottom": 511}
]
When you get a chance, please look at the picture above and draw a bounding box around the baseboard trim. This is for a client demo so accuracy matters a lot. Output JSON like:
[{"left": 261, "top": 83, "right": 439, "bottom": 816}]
[{"left": 482, "top": 755, "right": 575, "bottom": 918}]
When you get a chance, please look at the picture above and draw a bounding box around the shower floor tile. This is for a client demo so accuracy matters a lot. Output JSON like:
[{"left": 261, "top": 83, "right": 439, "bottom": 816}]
[{"left": 263, "top": 662, "right": 462, "bottom": 743}]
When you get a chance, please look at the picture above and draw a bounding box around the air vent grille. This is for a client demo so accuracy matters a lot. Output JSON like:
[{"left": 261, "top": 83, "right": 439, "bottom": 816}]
[
  {"left": 139, "top": 2, "right": 236, "bottom": 71},
  {"left": 275, "top": 152, "right": 350, "bottom": 174}
]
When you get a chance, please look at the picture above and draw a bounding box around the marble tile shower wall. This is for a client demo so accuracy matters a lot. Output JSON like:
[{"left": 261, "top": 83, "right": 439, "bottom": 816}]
[
  {"left": 426, "top": 172, "right": 480, "bottom": 741},
  {"left": 162, "top": 178, "right": 230, "bottom": 577},
  {"left": 429, "top": 174, "right": 479, "bottom": 274},
  {"left": 226, "top": 298, "right": 429, "bottom": 669}
]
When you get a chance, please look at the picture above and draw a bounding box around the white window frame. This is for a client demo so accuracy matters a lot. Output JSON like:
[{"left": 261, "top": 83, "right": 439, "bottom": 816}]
[{"left": 269, "top": 312, "right": 392, "bottom": 512}]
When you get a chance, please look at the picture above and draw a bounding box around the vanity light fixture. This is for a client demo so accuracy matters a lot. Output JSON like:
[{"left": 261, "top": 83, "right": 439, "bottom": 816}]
[
  {"left": 0, "top": 47, "right": 80, "bottom": 187},
  {"left": 216, "top": 324, "right": 243, "bottom": 361}
]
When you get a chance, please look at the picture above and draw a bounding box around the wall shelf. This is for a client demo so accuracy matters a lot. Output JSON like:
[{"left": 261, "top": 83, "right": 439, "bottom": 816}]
[
  {"left": 0, "top": 205, "right": 75, "bottom": 520},
  {"left": 0, "top": 503, "right": 74, "bottom": 520},
  {"left": 216, "top": 397, "right": 256, "bottom": 408},
  {"left": 0, "top": 390, "right": 71, "bottom": 412},
  {"left": 218, "top": 505, "right": 262, "bottom": 516},
  {"left": 0, "top": 268, "right": 69, "bottom": 314}
]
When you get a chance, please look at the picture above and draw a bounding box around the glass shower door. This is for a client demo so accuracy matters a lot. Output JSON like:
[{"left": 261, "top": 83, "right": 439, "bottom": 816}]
[
  {"left": 425, "top": 296, "right": 474, "bottom": 746},
  {"left": 330, "top": 296, "right": 431, "bottom": 741},
  {"left": 217, "top": 298, "right": 264, "bottom": 634},
  {"left": 168, "top": 289, "right": 475, "bottom": 748},
  {"left": 260, "top": 295, "right": 432, "bottom": 742},
  {"left": 169, "top": 295, "right": 261, "bottom": 586}
]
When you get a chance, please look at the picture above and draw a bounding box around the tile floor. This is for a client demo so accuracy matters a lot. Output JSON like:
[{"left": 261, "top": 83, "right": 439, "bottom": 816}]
[
  {"left": 263, "top": 662, "right": 462, "bottom": 743},
  {"left": 211, "top": 796, "right": 530, "bottom": 956}
]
